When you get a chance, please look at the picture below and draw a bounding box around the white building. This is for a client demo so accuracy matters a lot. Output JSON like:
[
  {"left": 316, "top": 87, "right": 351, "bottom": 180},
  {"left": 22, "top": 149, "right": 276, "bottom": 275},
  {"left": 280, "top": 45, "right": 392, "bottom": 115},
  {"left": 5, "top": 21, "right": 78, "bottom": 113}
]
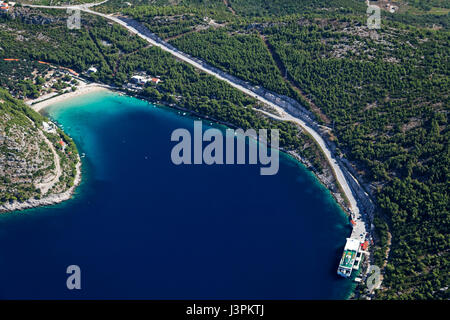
[
  {"left": 42, "top": 121, "right": 57, "bottom": 134},
  {"left": 87, "top": 66, "right": 98, "bottom": 74},
  {"left": 130, "top": 75, "right": 148, "bottom": 85},
  {"left": 130, "top": 74, "right": 161, "bottom": 86}
]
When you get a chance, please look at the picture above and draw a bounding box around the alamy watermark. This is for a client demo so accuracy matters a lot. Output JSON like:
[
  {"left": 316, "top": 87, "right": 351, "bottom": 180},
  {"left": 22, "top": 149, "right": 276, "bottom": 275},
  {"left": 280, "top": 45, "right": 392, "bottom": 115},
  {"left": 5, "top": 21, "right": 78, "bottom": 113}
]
[
  {"left": 366, "top": 265, "right": 381, "bottom": 291},
  {"left": 170, "top": 121, "right": 279, "bottom": 175},
  {"left": 66, "top": 265, "right": 81, "bottom": 290},
  {"left": 67, "top": 8, "right": 81, "bottom": 30}
]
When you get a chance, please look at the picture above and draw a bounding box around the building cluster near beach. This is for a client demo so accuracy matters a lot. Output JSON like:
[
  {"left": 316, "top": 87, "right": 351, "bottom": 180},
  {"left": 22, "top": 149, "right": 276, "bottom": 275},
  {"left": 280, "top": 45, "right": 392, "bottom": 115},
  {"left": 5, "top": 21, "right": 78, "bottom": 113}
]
[
  {"left": 38, "top": 61, "right": 79, "bottom": 77},
  {"left": 42, "top": 121, "right": 68, "bottom": 152},
  {"left": 125, "top": 73, "right": 161, "bottom": 91},
  {"left": 1, "top": 58, "right": 82, "bottom": 100}
]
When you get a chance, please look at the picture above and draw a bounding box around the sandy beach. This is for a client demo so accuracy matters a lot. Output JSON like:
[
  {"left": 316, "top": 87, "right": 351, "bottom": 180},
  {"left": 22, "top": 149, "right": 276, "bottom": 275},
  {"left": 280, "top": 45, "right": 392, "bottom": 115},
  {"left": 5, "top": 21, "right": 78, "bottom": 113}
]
[
  {"left": 29, "top": 80, "right": 112, "bottom": 112},
  {"left": 0, "top": 81, "right": 109, "bottom": 213}
]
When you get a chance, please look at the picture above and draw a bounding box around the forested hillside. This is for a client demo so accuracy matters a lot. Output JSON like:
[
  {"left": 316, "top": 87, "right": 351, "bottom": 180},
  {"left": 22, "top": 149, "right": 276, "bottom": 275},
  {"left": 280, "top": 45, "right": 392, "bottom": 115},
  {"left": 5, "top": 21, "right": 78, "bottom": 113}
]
[{"left": 0, "top": 89, "right": 78, "bottom": 205}]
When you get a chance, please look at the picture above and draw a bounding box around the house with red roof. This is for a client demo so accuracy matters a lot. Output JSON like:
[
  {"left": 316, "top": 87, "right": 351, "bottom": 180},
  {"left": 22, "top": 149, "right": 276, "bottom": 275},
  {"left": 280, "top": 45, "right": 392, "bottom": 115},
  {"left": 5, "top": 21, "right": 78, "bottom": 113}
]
[
  {"left": 58, "top": 140, "right": 67, "bottom": 151},
  {"left": 0, "top": 2, "right": 9, "bottom": 12}
]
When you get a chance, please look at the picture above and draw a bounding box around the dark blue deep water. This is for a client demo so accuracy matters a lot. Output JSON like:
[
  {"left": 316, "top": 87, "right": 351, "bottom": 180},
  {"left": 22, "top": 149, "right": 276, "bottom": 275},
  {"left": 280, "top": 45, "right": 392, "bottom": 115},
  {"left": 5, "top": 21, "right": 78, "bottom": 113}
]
[{"left": 0, "top": 91, "right": 354, "bottom": 299}]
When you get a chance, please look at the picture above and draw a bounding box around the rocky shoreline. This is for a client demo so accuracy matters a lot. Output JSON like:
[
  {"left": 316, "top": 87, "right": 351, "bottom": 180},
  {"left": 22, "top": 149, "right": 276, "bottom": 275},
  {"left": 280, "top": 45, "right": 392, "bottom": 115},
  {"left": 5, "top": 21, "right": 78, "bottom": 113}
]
[
  {"left": 0, "top": 157, "right": 82, "bottom": 214},
  {"left": 287, "top": 150, "right": 350, "bottom": 215}
]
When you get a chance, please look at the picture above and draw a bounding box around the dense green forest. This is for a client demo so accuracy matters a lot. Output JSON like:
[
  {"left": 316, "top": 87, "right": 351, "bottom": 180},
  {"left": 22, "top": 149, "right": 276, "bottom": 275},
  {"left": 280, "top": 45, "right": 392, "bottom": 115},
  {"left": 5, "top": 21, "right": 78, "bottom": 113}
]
[{"left": 171, "top": 29, "right": 292, "bottom": 95}]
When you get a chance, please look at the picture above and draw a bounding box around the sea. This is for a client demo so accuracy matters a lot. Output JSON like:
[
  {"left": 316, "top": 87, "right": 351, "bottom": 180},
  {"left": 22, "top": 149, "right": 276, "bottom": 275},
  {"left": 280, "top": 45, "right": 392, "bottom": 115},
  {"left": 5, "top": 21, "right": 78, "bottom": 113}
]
[{"left": 0, "top": 91, "right": 354, "bottom": 299}]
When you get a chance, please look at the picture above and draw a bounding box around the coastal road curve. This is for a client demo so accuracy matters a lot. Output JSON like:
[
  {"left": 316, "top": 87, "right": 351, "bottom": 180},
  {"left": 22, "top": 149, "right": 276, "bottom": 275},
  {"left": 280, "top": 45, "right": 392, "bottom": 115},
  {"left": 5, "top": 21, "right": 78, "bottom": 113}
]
[{"left": 22, "top": 1, "right": 364, "bottom": 221}]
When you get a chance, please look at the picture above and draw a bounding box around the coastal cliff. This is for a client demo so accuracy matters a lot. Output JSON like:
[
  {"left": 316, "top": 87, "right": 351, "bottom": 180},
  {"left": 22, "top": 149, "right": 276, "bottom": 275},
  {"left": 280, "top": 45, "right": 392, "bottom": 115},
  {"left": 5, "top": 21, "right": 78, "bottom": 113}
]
[{"left": 0, "top": 89, "right": 81, "bottom": 213}]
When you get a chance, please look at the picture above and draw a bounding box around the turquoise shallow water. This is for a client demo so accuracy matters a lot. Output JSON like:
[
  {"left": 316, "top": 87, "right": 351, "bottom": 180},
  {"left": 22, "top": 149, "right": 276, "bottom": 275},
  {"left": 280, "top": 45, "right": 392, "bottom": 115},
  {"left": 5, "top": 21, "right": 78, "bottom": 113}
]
[{"left": 0, "top": 91, "right": 354, "bottom": 299}]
